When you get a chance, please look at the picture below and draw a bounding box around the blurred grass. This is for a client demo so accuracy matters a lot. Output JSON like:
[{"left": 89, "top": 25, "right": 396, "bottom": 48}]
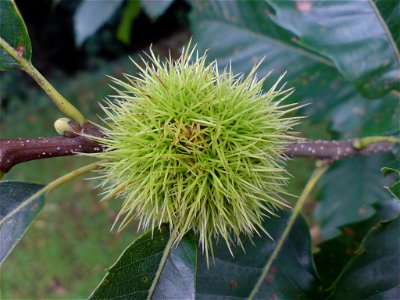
[{"left": 0, "top": 41, "right": 329, "bottom": 298}]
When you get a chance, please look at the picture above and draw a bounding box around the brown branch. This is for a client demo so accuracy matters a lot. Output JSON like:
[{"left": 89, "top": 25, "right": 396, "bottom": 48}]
[
  {"left": 0, "top": 122, "right": 105, "bottom": 173},
  {"left": 284, "top": 140, "right": 395, "bottom": 161},
  {"left": 0, "top": 122, "right": 397, "bottom": 174}
]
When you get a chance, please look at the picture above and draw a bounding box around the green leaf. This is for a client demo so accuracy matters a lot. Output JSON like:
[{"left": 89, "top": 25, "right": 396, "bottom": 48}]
[
  {"left": 265, "top": 0, "right": 400, "bottom": 98},
  {"left": 0, "top": 0, "right": 32, "bottom": 70},
  {"left": 140, "top": 0, "right": 174, "bottom": 20},
  {"left": 374, "top": 0, "right": 400, "bottom": 49},
  {"left": 189, "top": 1, "right": 399, "bottom": 138},
  {"left": 196, "top": 211, "right": 322, "bottom": 299},
  {"left": 315, "top": 154, "right": 393, "bottom": 240},
  {"left": 73, "top": 0, "right": 124, "bottom": 46},
  {"left": 314, "top": 199, "right": 400, "bottom": 287},
  {"left": 190, "top": 0, "right": 334, "bottom": 95},
  {"left": 0, "top": 181, "right": 44, "bottom": 263},
  {"left": 89, "top": 224, "right": 197, "bottom": 299},
  {"left": 116, "top": 0, "right": 141, "bottom": 44},
  {"left": 325, "top": 91, "right": 400, "bottom": 138},
  {"left": 330, "top": 216, "right": 400, "bottom": 299}
]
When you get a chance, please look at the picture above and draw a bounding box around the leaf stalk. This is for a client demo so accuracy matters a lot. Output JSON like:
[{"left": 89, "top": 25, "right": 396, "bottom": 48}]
[
  {"left": 0, "top": 37, "right": 86, "bottom": 125},
  {"left": 248, "top": 162, "right": 329, "bottom": 299}
]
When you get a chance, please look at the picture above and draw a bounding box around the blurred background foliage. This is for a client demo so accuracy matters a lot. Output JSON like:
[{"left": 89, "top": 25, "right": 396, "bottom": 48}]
[{"left": 1, "top": 0, "right": 399, "bottom": 298}]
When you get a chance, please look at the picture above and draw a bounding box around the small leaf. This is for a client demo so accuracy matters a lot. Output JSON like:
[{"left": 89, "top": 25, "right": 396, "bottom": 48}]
[
  {"left": 140, "top": 0, "right": 174, "bottom": 20},
  {"left": 196, "top": 211, "right": 322, "bottom": 299},
  {"left": 0, "top": 181, "right": 44, "bottom": 263},
  {"left": 330, "top": 216, "right": 400, "bottom": 298},
  {"left": 0, "top": 0, "right": 32, "bottom": 70},
  {"left": 89, "top": 224, "right": 196, "bottom": 299},
  {"left": 387, "top": 181, "right": 400, "bottom": 200},
  {"left": 73, "top": 0, "right": 124, "bottom": 46},
  {"left": 382, "top": 160, "right": 400, "bottom": 200},
  {"left": 382, "top": 160, "right": 400, "bottom": 177},
  {"left": 315, "top": 154, "right": 393, "bottom": 240}
]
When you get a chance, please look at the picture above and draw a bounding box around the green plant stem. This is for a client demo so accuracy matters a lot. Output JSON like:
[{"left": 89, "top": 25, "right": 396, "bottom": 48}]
[
  {"left": 353, "top": 136, "right": 400, "bottom": 149},
  {"left": 0, "top": 37, "right": 86, "bottom": 125},
  {"left": 0, "top": 162, "right": 99, "bottom": 227},
  {"left": 147, "top": 227, "right": 179, "bottom": 300},
  {"left": 248, "top": 162, "right": 329, "bottom": 300}
]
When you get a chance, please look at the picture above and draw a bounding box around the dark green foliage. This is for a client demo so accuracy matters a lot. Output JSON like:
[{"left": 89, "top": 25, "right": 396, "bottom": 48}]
[
  {"left": 196, "top": 211, "right": 322, "bottom": 299},
  {"left": 0, "top": 0, "right": 32, "bottom": 70},
  {"left": 314, "top": 199, "right": 400, "bottom": 287},
  {"left": 382, "top": 160, "right": 400, "bottom": 200},
  {"left": 315, "top": 154, "right": 393, "bottom": 239},
  {"left": 374, "top": 0, "right": 400, "bottom": 49},
  {"left": 0, "top": 181, "right": 44, "bottom": 263},
  {"left": 90, "top": 225, "right": 196, "bottom": 300},
  {"left": 331, "top": 216, "right": 400, "bottom": 298},
  {"left": 189, "top": 0, "right": 399, "bottom": 139},
  {"left": 264, "top": 0, "right": 399, "bottom": 98}
]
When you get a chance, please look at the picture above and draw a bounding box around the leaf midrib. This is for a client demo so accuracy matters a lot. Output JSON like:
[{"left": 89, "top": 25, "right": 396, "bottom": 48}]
[{"left": 146, "top": 233, "right": 175, "bottom": 299}]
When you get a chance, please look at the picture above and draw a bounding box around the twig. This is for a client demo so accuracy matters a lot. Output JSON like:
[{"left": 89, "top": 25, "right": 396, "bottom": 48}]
[
  {"left": 0, "top": 122, "right": 104, "bottom": 174},
  {"left": 0, "top": 123, "right": 397, "bottom": 175},
  {"left": 285, "top": 138, "right": 396, "bottom": 162}
]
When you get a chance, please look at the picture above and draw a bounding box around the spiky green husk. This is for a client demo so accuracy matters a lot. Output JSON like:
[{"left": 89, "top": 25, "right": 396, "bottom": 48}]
[{"left": 92, "top": 46, "right": 299, "bottom": 260}]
